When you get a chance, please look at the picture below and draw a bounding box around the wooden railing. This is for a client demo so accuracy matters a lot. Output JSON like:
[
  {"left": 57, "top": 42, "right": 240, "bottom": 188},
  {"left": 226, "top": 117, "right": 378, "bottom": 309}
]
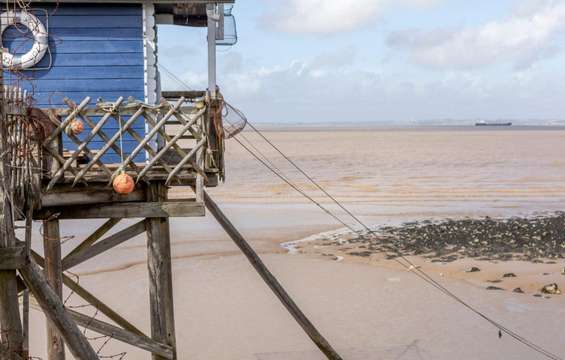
[{"left": 41, "top": 96, "right": 217, "bottom": 197}]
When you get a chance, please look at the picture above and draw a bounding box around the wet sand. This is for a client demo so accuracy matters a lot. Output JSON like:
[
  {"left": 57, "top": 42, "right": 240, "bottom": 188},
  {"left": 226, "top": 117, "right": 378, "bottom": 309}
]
[{"left": 28, "top": 126, "right": 565, "bottom": 359}]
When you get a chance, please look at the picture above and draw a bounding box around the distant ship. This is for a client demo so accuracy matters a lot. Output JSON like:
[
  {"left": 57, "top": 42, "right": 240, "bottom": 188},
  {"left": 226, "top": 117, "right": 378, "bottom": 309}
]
[{"left": 475, "top": 121, "right": 512, "bottom": 127}]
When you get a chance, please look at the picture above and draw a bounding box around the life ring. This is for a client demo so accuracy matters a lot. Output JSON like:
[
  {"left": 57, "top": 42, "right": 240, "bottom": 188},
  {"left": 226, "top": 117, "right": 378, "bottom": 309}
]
[{"left": 0, "top": 11, "right": 48, "bottom": 69}]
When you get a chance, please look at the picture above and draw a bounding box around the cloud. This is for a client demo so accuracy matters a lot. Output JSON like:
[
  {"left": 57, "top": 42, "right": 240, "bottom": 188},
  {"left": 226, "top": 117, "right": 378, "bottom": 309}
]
[
  {"left": 264, "top": 0, "right": 440, "bottom": 34},
  {"left": 388, "top": 1, "right": 565, "bottom": 69},
  {"left": 161, "top": 51, "right": 565, "bottom": 123}
]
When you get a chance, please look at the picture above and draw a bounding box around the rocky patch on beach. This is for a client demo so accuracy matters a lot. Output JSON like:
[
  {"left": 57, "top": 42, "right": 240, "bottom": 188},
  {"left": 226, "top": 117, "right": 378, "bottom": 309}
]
[
  {"left": 292, "top": 213, "right": 565, "bottom": 297},
  {"left": 340, "top": 213, "right": 565, "bottom": 262}
]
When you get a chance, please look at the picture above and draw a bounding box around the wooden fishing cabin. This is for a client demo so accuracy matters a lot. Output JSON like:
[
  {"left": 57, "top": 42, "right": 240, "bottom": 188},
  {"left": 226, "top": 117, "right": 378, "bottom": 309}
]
[{"left": 0, "top": 0, "right": 235, "bottom": 359}]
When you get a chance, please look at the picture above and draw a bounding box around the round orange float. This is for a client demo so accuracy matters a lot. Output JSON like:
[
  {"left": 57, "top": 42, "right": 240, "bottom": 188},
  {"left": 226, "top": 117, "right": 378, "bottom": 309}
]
[
  {"left": 66, "top": 119, "right": 84, "bottom": 135},
  {"left": 112, "top": 172, "right": 135, "bottom": 194}
]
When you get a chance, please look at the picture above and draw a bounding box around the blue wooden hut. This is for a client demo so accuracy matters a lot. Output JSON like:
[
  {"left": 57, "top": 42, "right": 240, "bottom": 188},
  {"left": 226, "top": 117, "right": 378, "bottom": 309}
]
[{"left": 1, "top": 0, "right": 235, "bottom": 163}]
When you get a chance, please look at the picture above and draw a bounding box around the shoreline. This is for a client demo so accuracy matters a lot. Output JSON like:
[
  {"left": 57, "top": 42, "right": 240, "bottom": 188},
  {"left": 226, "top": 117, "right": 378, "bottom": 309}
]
[{"left": 284, "top": 213, "right": 565, "bottom": 299}]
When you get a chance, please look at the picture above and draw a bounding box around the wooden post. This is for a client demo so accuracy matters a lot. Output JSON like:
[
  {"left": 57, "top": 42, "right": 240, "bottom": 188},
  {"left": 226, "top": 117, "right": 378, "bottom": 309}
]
[
  {"left": 0, "top": 199, "right": 24, "bottom": 359},
  {"left": 207, "top": 4, "right": 217, "bottom": 99},
  {"left": 20, "top": 259, "right": 98, "bottom": 360},
  {"left": 0, "top": 33, "right": 24, "bottom": 359},
  {"left": 22, "top": 211, "right": 33, "bottom": 359},
  {"left": 43, "top": 219, "right": 65, "bottom": 360},
  {"left": 146, "top": 183, "right": 176, "bottom": 359},
  {"left": 203, "top": 191, "right": 343, "bottom": 360}
]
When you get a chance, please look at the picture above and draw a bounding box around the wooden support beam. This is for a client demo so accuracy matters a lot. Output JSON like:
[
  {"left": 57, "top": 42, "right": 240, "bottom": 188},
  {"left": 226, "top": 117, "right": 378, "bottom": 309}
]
[
  {"left": 0, "top": 266, "right": 24, "bottom": 358},
  {"left": 62, "top": 220, "right": 146, "bottom": 270},
  {"left": 161, "top": 90, "right": 206, "bottom": 99},
  {"left": 203, "top": 191, "right": 343, "bottom": 360},
  {"left": 64, "top": 218, "right": 122, "bottom": 261},
  {"left": 28, "top": 249, "right": 145, "bottom": 338},
  {"left": 41, "top": 185, "right": 145, "bottom": 207},
  {"left": 67, "top": 308, "right": 174, "bottom": 359},
  {"left": 19, "top": 259, "right": 98, "bottom": 360},
  {"left": 43, "top": 219, "right": 65, "bottom": 360},
  {"left": 22, "top": 213, "right": 32, "bottom": 359},
  {"left": 146, "top": 184, "right": 177, "bottom": 360},
  {"left": 61, "top": 271, "right": 145, "bottom": 337},
  {"left": 0, "top": 193, "right": 24, "bottom": 359},
  {"left": 0, "top": 246, "right": 26, "bottom": 270},
  {"left": 35, "top": 201, "right": 205, "bottom": 220}
]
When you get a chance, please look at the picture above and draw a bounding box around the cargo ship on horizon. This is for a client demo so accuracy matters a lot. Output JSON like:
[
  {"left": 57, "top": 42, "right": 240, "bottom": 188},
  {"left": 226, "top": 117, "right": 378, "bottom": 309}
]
[{"left": 475, "top": 121, "right": 513, "bottom": 127}]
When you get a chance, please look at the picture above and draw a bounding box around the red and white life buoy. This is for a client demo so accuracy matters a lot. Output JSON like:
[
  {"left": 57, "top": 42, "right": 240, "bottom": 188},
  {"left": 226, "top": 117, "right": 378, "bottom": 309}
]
[{"left": 0, "top": 11, "right": 48, "bottom": 69}]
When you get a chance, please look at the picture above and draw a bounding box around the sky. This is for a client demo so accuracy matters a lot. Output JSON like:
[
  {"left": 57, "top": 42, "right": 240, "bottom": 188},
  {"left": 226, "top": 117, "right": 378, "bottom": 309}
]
[{"left": 158, "top": 0, "right": 565, "bottom": 123}]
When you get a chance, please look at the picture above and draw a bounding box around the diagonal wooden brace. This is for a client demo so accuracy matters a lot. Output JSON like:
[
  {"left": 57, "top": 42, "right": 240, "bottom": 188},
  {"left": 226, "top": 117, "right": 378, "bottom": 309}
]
[{"left": 19, "top": 258, "right": 98, "bottom": 360}]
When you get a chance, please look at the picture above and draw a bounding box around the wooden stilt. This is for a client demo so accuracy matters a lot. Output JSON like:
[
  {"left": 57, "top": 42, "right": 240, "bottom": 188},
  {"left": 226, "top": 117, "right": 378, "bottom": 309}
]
[
  {"left": 30, "top": 248, "right": 145, "bottom": 337},
  {"left": 22, "top": 212, "right": 33, "bottom": 359},
  {"left": 0, "top": 250, "right": 23, "bottom": 360},
  {"left": 0, "top": 64, "right": 24, "bottom": 358},
  {"left": 0, "top": 204, "right": 23, "bottom": 360},
  {"left": 20, "top": 259, "right": 98, "bottom": 360},
  {"left": 43, "top": 219, "right": 65, "bottom": 360},
  {"left": 146, "top": 183, "right": 177, "bottom": 360},
  {"left": 204, "top": 191, "right": 343, "bottom": 360}
]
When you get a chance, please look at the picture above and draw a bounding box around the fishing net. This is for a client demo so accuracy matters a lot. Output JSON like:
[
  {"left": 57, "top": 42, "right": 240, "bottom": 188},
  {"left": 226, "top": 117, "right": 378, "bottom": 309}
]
[
  {"left": 1, "top": 85, "right": 43, "bottom": 211},
  {"left": 222, "top": 101, "right": 247, "bottom": 139}
]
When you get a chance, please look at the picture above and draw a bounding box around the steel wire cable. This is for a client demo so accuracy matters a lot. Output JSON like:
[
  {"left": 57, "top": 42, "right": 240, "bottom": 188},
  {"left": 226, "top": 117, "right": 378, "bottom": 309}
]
[
  {"left": 235, "top": 120, "right": 563, "bottom": 360},
  {"left": 154, "top": 62, "right": 563, "bottom": 360}
]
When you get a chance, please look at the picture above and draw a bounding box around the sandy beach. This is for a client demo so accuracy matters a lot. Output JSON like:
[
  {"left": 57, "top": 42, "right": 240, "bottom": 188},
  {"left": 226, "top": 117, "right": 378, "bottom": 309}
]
[{"left": 28, "top": 126, "right": 565, "bottom": 359}]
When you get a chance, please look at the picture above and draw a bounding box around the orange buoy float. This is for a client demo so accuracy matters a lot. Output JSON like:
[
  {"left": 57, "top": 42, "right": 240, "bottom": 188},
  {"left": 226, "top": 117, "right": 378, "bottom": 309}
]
[
  {"left": 65, "top": 119, "right": 84, "bottom": 135},
  {"left": 113, "top": 172, "right": 135, "bottom": 194}
]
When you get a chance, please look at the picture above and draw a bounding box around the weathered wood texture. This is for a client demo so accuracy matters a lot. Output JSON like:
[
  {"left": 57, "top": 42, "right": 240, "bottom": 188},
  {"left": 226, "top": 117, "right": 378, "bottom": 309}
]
[
  {"left": 36, "top": 201, "right": 205, "bottom": 220},
  {"left": 203, "top": 191, "right": 343, "bottom": 360},
  {"left": 42, "top": 219, "right": 65, "bottom": 360},
  {"left": 19, "top": 259, "right": 98, "bottom": 360},
  {"left": 62, "top": 220, "right": 146, "bottom": 270},
  {"left": 67, "top": 309, "right": 174, "bottom": 359},
  {"left": 161, "top": 90, "right": 206, "bottom": 99},
  {"left": 41, "top": 185, "right": 145, "bottom": 207},
  {"left": 0, "top": 74, "right": 24, "bottom": 359},
  {"left": 29, "top": 248, "right": 144, "bottom": 337},
  {"left": 22, "top": 213, "right": 32, "bottom": 359},
  {"left": 41, "top": 96, "right": 211, "bottom": 190},
  {"left": 64, "top": 218, "right": 121, "bottom": 260},
  {"left": 146, "top": 184, "right": 177, "bottom": 360},
  {"left": 0, "top": 246, "right": 26, "bottom": 270},
  {"left": 4, "top": 4, "right": 147, "bottom": 165}
]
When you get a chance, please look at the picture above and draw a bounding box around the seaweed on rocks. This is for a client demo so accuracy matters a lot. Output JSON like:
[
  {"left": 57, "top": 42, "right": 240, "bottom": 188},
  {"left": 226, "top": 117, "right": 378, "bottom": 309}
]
[{"left": 338, "top": 213, "right": 565, "bottom": 262}]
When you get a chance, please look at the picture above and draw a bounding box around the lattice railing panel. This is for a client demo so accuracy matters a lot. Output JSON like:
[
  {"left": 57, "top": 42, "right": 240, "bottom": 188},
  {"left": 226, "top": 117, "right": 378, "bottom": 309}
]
[{"left": 41, "top": 96, "right": 209, "bottom": 191}]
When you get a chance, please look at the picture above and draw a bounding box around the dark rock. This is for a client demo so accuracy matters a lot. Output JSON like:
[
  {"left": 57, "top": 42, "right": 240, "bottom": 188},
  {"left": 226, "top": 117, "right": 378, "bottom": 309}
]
[
  {"left": 533, "top": 294, "right": 542, "bottom": 297},
  {"left": 512, "top": 287, "right": 524, "bottom": 294},
  {"left": 341, "top": 213, "right": 565, "bottom": 265},
  {"left": 348, "top": 251, "right": 372, "bottom": 257},
  {"left": 486, "top": 286, "right": 504, "bottom": 291},
  {"left": 540, "top": 283, "right": 561, "bottom": 295},
  {"left": 503, "top": 273, "right": 517, "bottom": 278},
  {"left": 465, "top": 267, "right": 481, "bottom": 273}
]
